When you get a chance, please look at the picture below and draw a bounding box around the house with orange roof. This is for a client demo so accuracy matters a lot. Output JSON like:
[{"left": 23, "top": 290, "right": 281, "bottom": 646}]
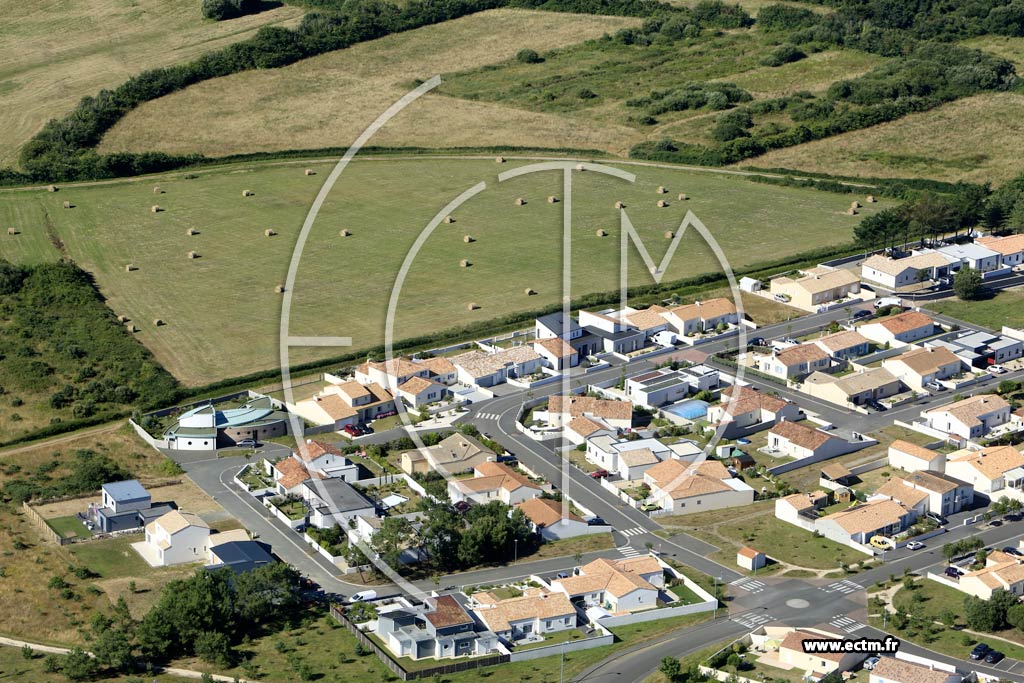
[
  {"left": 399, "top": 432, "right": 496, "bottom": 476},
  {"left": 777, "top": 628, "right": 866, "bottom": 674},
  {"left": 516, "top": 497, "right": 596, "bottom": 540},
  {"left": 922, "top": 394, "right": 1011, "bottom": 441},
  {"left": 396, "top": 375, "right": 446, "bottom": 407},
  {"left": 293, "top": 439, "right": 359, "bottom": 481},
  {"left": 737, "top": 546, "right": 766, "bottom": 571},
  {"left": 705, "top": 385, "right": 802, "bottom": 439},
  {"left": 769, "top": 267, "right": 862, "bottom": 312},
  {"left": 564, "top": 415, "right": 616, "bottom": 445},
  {"left": 662, "top": 298, "right": 739, "bottom": 336},
  {"left": 882, "top": 346, "right": 963, "bottom": 392},
  {"left": 945, "top": 444, "right": 1024, "bottom": 501},
  {"left": 546, "top": 394, "right": 634, "bottom": 430},
  {"left": 774, "top": 490, "right": 830, "bottom": 527},
  {"left": 887, "top": 440, "right": 946, "bottom": 473},
  {"left": 450, "top": 346, "right": 543, "bottom": 388},
  {"left": 954, "top": 550, "right": 1024, "bottom": 600},
  {"left": 550, "top": 556, "right": 664, "bottom": 612},
  {"left": 355, "top": 357, "right": 430, "bottom": 389},
  {"left": 815, "top": 499, "right": 915, "bottom": 547},
  {"left": 414, "top": 356, "right": 458, "bottom": 385},
  {"left": 291, "top": 378, "right": 397, "bottom": 430},
  {"left": 812, "top": 330, "right": 871, "bottom": 361},
  {"left": 767, "top": 419, "right": 850, "bottom": 460},
  {"left": 472, "top": 588, "right": 577, "bottom": 644},
  {"left": 270, "top": 457, "right": 321, "bottom": 495},
  {"left": 532, "top": 336, "right": 579, "bottom": 371},
  {"left": 978, "top": 233, "right": 1024, "bottom": 267},
  {"left": 873, "top": 471, "right": 973, "bottom": 517},
  {"left": 643, "top": 458, "right": 753, "bottom": 513},
  {"left": 858, "top": 311, "right": 936, "bottom": 347},
  {"left": 753, "top": 343, "right": 832, "bottom": 380},
  {"left": 448, "top": 461, "right": 543, "bottom": 506},
  {"left": 868, "top": 656, "right": 961, "bottom": 683}
]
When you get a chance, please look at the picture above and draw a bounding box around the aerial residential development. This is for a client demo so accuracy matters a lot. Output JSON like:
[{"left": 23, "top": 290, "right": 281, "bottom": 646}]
[{"left": 5, "top": 2, "right": 1024, "bottom": 682}]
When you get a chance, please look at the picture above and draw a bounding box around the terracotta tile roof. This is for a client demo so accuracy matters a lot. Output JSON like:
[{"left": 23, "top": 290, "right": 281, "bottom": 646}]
[
  {"left": 359, "top": 357, "right": 423, "bottom": 380},
  {"left": 311, "top": 393, "right": 358, "bottom": 420},
  {"left": 535, "top": 337, "right": 576, "bottom": 358},
  {"left": 416, "top": 356, "right": 456, "bottom": 376},
  {"left": 645, "top": 459, "right": 731, "bottom": 499},
  {"left": 780, "top": 268, "right": 860, "bottom": 295},
  {"left": 900, "top": 470, "right": 961, "bottom": 495},
  {"left": 297, "top": 440, "right": 342, "bottom": 463},
  {"left": 334, "top": 380, "right": 371, "bottom": 401},
  {"left": 618, "top": 447, "right": 660, "bottom": 467},
  {"left": 516, "top": 497, "right": 584, "bottom": 527},
  {"left": 153, "top": 510, "right": 208, "bottom": 535},
  {"left": 822, "top": 499, "right": 910, "bottom": 535},
  {"left": 875, "top": 311, "right": 934, "bottom": 336},
  {"left": 978, "top": 233, "right": 1024, "bottom": 256},
  {"left": 963, "top": 557, "right": 1024, "bottom": 591},
  {"left": 668, "top": 297, "right": 737, "bottom": 323},
  {"left": 624, "top": 308, "right": 670, "bottom": 330},
  {"left": 474, "top": 590, "right": 575, "bottom": 633},
  {"left": 814, "top": 330, "right": 869, "bottom": 353},
  {"left": 455, "top": 461, "right": 539, "bottom": 496},
  {"left": 769, "top": 420, "right": 835, "bottom": 452},
  {"left": 926, "top": 394, "right": 1010, "bottom": 429},
  {"left": 451, "top": 346, "right": 541, "bottom": 379},
  {"left": 548, "top": 395, "right": 633, "bottom": 421},
  {"left": 821, "top": 463, "right": 852, "bottom": 480},
  {"left": 738, "top": 547, "right": 762, "bottom": 559},
  {"left": 948, "top": 444, "right": 1024, "bottom": 480},
  {"left": 397, "top": 376, "right": 436, "bottom": 395},
  {"left": 889, "top": 439, "right": 942, "bottom": 463},
  {"left": 275, "top": 458, "right": 317, "bottom": 490},
  {"left": 775, "top": 343, "right": 830, "bottom": 367},
  {"left": 869, "top": 657, "right": 955, "bottom": 683},
  {"left": 779, "top": 630, "right": 847, "bottom": 663},
  {"left": 554, "top": 557, "right": 661, "bottom": 599},
  {"left": 411, "top": 432, "right": 494, "bottom": 468},
  {"left": 781, "top": 491, "right": 828, "bottom": 511},
  {"left": 719, "top": 385, "right": 789, "bottom": 417},
  {"left": 566, "top": 415, "right": 610, "bottom": 438},
  {"left": 425, "top": 595, "right": 474, "bottom": 629},
  {"left": 886, "top": 346, "right": 960, "bottom": 375},
  {"left": 875, "top": 479, "right": 930, "bottom": 508},
  {"left": 864, "top": 251, "right": 951, "bottom": 276}
]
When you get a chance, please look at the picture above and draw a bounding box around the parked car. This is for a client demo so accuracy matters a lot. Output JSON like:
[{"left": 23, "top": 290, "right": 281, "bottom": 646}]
[
  {"left": 970, "top": 643, "right": 991, "bottom": 660},
  {"left": 906, "top": 541, "right": 925, "bottom": 551},
  {"left": 985, "top": 651, "right": 1005, "bottom": 664},
  {"left": 342, "top": 424, "right": 361, "bottom": 437},
  {"left": 988, "top": 364, "right": 1008, "bottom": 375},
  {"left": 926, "top": 380, "right": 946, "bottom": 391},
  {"left": 590, "top": 469, "right": 609, "bottom": 479},
  {"left": 863, "top": 657, "right": 881, "bottom": 671},
  {"left": 867, "top": 399, "right": 888, "bottom": 412},
  {"left": 236, "top": 438, "right": 257, "bottom": 448},
  {"left": 945, "top": 566, "right": 964, "bottom": 579},
  {"left": 556, "top": 572, "right": 570, "bottom": 579},
  {"left": 926, "top": 512, "right": 947, "bottom": 526},
  {"left": 587, "top": 516, "right": 606, "bottom": 527},
  {"left": 453, "top": 501, "right": 470, "bottom": 513},
  {"left": 1002, "top": 546, "right": 1024, "bottom": 557},
  {"left": 348, "top": 590, "right": 377, "bottom": 603},
  {"left": 749, "top": 337, "right": 766, "bottom": 347},
  {"left": 870, "top": 535, "right": 895, "bottom": 551},
  {"left": 358, "top": 424, "right": 373, "bottom": 435},
  {"left": 852, "top": 309, "right": 872, "bottom": 319}
]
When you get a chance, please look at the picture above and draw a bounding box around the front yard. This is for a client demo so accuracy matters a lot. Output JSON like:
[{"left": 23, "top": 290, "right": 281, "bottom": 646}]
[
  {"left": 238, "top": 463, "right": 275, "bottom": 490},
  {"left": 46, "top": 515, "right": 89, "bottom": 540},
  {"left": 269, "top": 496, "right": 307, "bottom": 521}
]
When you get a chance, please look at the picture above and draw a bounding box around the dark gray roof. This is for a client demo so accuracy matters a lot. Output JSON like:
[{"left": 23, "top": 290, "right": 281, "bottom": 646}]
[
  {"left": 210, "top": 540, "right": 274, "bottom": 573},
  {"left": 537, "top": 312, "right": 580, "bottom": 335},
  {"left": 302, "top": 478, "right": 374, "bottom": 512},
  {"left": 583, "top": 325, "right": 644, "bottom": 341},
  {"left": 102, "top": 480, "right": 149, "bottom": 502}
]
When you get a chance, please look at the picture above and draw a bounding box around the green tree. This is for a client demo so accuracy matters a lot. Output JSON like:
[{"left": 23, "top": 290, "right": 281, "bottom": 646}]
[
  {"left": 660, "top": 656, "right": 682, "bottom": 682},
  {"left": 61, "top": 647, "right": 97, "bottom": 682},
  {"left": 233, "top": 563, "right": 301, "bottom": 624},
  {"left": 371, "top": 517, "right": 415, "bottom": 569},
  {"left": 195, "top": 630, "right": 233, "bottom": 666},
  {"left": 419, "top": 501, "right": 463, "bottom": 571},
  {"left": 954, "top": 266, "right": 983, "bottom": 301}
]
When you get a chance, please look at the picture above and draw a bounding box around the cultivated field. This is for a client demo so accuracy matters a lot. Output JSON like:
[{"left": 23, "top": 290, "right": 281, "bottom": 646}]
[
  {"left": 99, "top": 9, "right": 643, "bottom": 158},
  {"left": 743, "top": 92, "right": 1024, "bottom": 185},
  {"left": 0, "top": 157, "right": 889, "bottom": 385},
  {"left": 0, "top": 0, "right": 304, "bottom": 167}
]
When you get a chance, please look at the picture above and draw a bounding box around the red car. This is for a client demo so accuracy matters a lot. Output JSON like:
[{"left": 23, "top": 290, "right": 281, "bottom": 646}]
[
  {"left": 590, "top": 469, "right": 609, "bottom": 479},
  {"left": 342, "top": 424, "right": 361, "bottom": 437}
]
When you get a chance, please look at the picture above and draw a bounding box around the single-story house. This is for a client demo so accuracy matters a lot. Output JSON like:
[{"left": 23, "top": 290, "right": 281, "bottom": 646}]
[
  {"left": 400, "top": 432, "right": 495, "bottom": 476},
  {"left": 944, "top": 445, "right": 1024, "bottom": 502},
  {"left": 472, "top": 588, "right": 576, "bottom": 644},
  {"left": 921, "top": 394, "right": 1011, "bottom": 440},
  {"left": 546, "top": 395, "right": 634, "bottom": 430},
  {"left": 815, "top": 499, "right": 915, "bottom": 546},
  {"left": 882, "top": 346, "right": 963, "bottom": 392},
  {"left": 778, "top": 628, "right": 866, "bottom": 674},
  {"left": 448, "top": 461, "right": 542, "bottom": 506},
  {"left": 625, "top": 366, "right": 719, "bottom": 408},
  {"left": 802, "top": 367, "right": 903, "bottom": 408},
  {"left": 755, "top": 343, "right": 831, "bottom": 380},
  {"left": 450, "top": 347, "right": 543, "bottom": 388},
  {"left": 861, "top": 251, "right": 953, "bottom": 289},
  {"left": 516, "top": 497, "right": 595, "bottom": 540},
  {"left": 955, "top": 551, "right": 1024, "bottom": 600},
  {"left": 550, "top": 556, "right": 663, "bottom": 613},
  {"left": 662, "top": 298, "right": 739, "bottom": 336},
  {"left": 300, "top": 478, "right": 376, "bottom": 529},
  {"left": 769, "top": 267, "right": 861, "bottom": 311},
  {"left": 812, "top": 330, "right": 871, "bottom": 361},
  {"left": 767, "top": 420, "right": 848, "bottom": 460},
  {"left": 858, "top": 311, "right": 936, "bottom": 346},
  {"left": 207, "top": 535, "right": 275, "bottom": 574},
  {"left": 887, "top": 440, "right": 945, "bottom": 473},
  {"left": 643, "top": 459, "right": 753, "bottom": 513},
  {"left": 977, "top": 233, "right": 1024, "bottom": 268},
  {"left": 935, "top": 242, "right": 1002, "bottom": 273},
  {"left": 705, "top": 385, "right": 802, "bottom": 439},
  {"left": 869, "top": 656, "right": 961, "bottom": 683}
]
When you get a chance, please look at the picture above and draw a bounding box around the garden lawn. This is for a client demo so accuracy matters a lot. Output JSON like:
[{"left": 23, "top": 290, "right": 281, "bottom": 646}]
[{"left": 45, "top": 515, "right": 88, "bottom": 540}]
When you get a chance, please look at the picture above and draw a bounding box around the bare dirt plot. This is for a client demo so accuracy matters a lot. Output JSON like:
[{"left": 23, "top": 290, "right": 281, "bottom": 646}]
[
  {"left": 99, "top": 9, "right": 642, "bottom": 158},
  {"left": 0, "top": 0, "right": 304, "bottom": 167}
]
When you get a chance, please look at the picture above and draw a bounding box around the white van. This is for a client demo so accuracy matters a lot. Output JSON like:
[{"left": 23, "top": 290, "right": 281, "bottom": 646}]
[{"left": 348, "top": 590, "right": 377, "bottom": 603}]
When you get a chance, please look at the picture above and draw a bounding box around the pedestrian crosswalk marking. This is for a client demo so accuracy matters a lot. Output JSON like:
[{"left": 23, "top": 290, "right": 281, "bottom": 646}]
[
  {"left": 619, "top": 545, "right": 642, "bottom": 558},
  {"left": 820, "top": 580, "right": 862, "bottom": 595},
  {"left": 733, "top": 612, "right": 774, "bottom": 629},
  {"left": 830, "top": 615, "right": 866, "bottom": 633},
  {"left": 730, "top": 578, "right": 766, "bottom": 593},
  {"left": 620, "top": 527, "right": 646, "bottom": 538},
  {"left": 477, "top": 412, "right": 500, "bottom": 420}
]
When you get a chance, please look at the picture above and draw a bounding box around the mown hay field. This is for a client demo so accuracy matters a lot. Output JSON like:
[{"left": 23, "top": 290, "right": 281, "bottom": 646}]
[
  {"left": 0, "top": 157, "right": 890, "bottom": 385},
  {"left": 98, "top": 9, "right": 643, "bottom": 158},
  {"left": 741, "top": 92, "right": 1024, "bottom": 185},
  {"left": 0, "top": 0, "right": 304, "bottom": 167}
]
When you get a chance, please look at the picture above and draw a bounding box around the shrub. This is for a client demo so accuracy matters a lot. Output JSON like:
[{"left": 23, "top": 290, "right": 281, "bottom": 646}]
[{"left": 516, "top": 48, "right": 543, "bottom": 63}]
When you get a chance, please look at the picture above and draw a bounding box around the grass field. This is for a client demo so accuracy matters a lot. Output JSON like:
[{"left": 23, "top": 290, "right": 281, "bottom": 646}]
[
  {"left": 0, "top": 0, "right": 304, "bottom": 167},
  {"left": 743, "top": 92, "right": 1024, "bottom": 185},
  {"left": 716, "top": 49, "right": 886, "bottom": 98},
  {"left": 0, "top": 157, "right": 888, "bottom": 384},
  {"left": 925, "top": 290, "right": 1024, "bottom": 331},
  {"left": 99, "top": 9, "right": 642, "bottom": 158},
  {"left": 963, "top": 35, "right": 1024, "bottom": 70}
]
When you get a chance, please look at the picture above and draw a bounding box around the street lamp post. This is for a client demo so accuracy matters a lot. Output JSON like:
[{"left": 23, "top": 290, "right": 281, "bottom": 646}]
[
  {"left": 713, "top": 576, "right": 720, "bottom": 620},
  {"left": 514, "top": 539, "right": 518, "bottom": 564}
]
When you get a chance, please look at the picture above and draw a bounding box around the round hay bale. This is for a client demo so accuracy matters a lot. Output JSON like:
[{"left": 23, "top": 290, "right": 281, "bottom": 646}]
[
  {"left": 153, "top": 318, "right": 164, "bottom": 327},
  {"left": 463, "top": 235, "right": 475, "bottom": 243},
  {"left": 496, "top": 156, "right": 505, "bottom": 163},
  {"left": 548, "top": 196, "right": 559, "bottom": 204},
  {"left": 125, "top": 323, "right": 137, "bottom": 333},
  {"left": 846, "top": 208, "right": 858, "bottom": 216},
  {"left": 340, "top": 229, "right": 351, "bottom": 237},
  {"left": 264, "top": 229, "right": 277, "bottom": 237},
  {"left": 514, "top": 197, "right": 526, "bottom": 206},
  {"left": 596, "top": 229, "right": 608, "bottom": 237},
  {"left": 47, "top": 185, "right": 58, "bottom": 193},
  {"left": 614, "top": 201, "right": 625, "bottom": 209},
  {"left": 657, "top": 200, "right": 669, "bottom": 208},
  {"left": 850, "top": 200, "right": 861, "bottom": 209},
  {"left": 153, "top": 186, "right": 163, "bottom": 194},
  {"left": 444, "top": 215, "right": 456, "bottom": 224},
  {"left": 525, "top": 288, "right": 536, "bottom": 295},
  {"left": 150, "top": 205, "right": 162, "bottom": 213},
  {"left": 467, "top": 302, "right": 480, "bottom": 311},
  {"left": 187, "top": 251, "right": 199, "bottom": 259},
  {"left": 242, "top": 189, "right": 254, "bottom": 197},
  {"left": 124, "top": 264, "right": 136, "bottom": 272},
  {"left": 459, "top": 259, "right": 471, "bottom": 268},
  {"left": 62, "top": 201, "right": 72, "bottom": 209},
  {"left": 657, "top": 186, "right": 667, "bottom": 194},
  {"left": 664, "top": 231, "right": 674, "bottom": 239},
  {"left": 186, "top": 228, "right": 198, "bottom": 236},
  {"left": 575, "top": 163, "right": 585, "bottom": 171},
  {"left": 117, "top": 315, "right": 129, "bottom": 323},
  {"left": 304, "top": 168, "right": 316, "bottom": 176},
  {"left": 6, "top": 227, "right": 17, "bottom": 235},
  {"left": 678, "top": 193, "right": 688, "bottom": 201},
  {"left": 275, "top": 285, "right": 286, "bottom": 294},
  {"left": 866, "top": 195, "right": 877, "bottom": 203}
]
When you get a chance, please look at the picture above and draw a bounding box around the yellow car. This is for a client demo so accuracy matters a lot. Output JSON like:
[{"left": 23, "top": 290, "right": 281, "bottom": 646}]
[{"left": 869, "top": 535, "right": 895, "bottom": 550}]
